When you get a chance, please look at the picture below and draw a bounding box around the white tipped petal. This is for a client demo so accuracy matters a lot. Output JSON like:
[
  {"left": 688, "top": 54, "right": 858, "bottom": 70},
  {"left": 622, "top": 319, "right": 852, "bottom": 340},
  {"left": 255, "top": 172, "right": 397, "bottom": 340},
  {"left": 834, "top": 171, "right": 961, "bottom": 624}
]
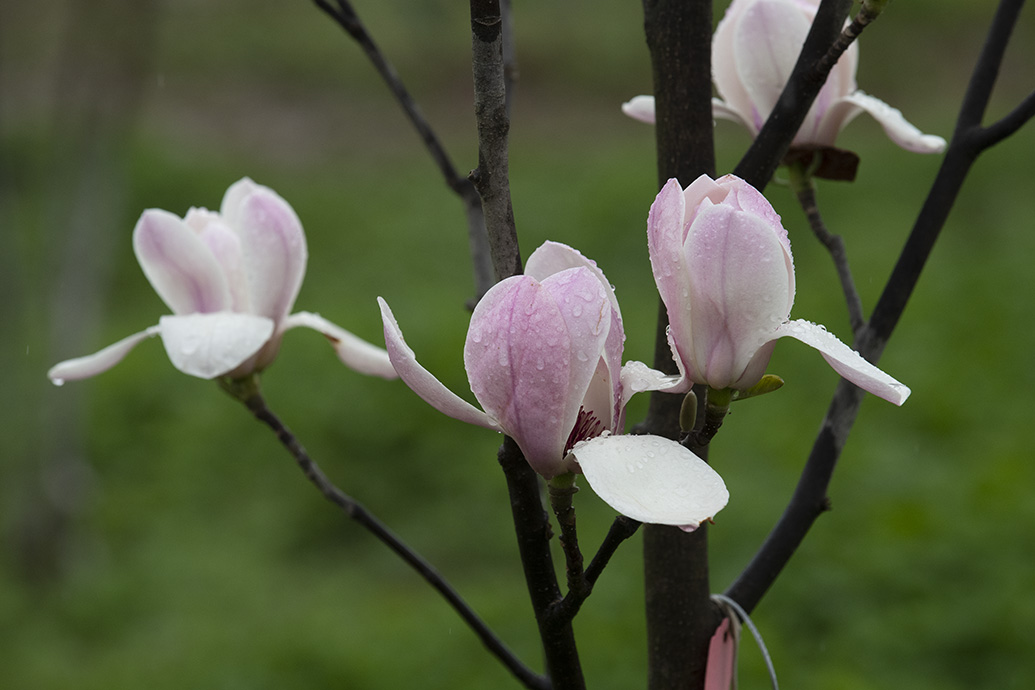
[
  {"left": 378, "top": 297, "right": 500, "bottom": 431},
  {"left": 236, "top": 188, "right": 308, "bottom": 324},
  {"left": 621, "top": 95, "right": 657, "bottom": 124},
  {"left": 282, "top": 311, "right": 397, "bottom": 379},
  {"left": 48, "top": 326, "right": 161, "bottom": 384},
  {"left": 775, "top": 319, "right": 911, "bottom": 405},
  {"left": 836, "top": 91, "right": 947, "bottom": 153},
  {"left": 157, "top": 312, "right": 274, "bottom": 379},
  {"left": 572, "top": 434, "right": 729, "bottom": 530},
  {"left": 619, "top": 360, "right": 686, "bottom": 407}
]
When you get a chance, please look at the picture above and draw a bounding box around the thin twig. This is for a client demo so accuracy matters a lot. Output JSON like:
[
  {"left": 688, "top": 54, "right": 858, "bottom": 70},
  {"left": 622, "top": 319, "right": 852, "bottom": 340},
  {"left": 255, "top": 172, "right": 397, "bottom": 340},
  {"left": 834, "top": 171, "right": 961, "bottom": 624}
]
[
  {"left": 787, "top": 162, "right": 866, "bottom": 336},
  {"left": 555, "top": 516, "right": 641, "bottom": 621},
  {"left": 726, "top": 0, "right": 1033, "bottom": 615},
  {"left": 222, "top": 377, "right": 545, "bottom": 690},
  {"left": 548, "top": 475, "right": 588, "bottom": 600},
  {"left": 313, "top": 0, "right": 494, "bottom": 300}
]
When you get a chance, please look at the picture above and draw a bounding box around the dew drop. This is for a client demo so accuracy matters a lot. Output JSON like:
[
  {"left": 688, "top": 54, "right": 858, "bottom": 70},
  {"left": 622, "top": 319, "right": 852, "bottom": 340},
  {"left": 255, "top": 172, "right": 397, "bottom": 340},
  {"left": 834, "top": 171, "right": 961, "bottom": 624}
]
[{"left": 53, "top": 378, "right": 65, "bottom": 387}]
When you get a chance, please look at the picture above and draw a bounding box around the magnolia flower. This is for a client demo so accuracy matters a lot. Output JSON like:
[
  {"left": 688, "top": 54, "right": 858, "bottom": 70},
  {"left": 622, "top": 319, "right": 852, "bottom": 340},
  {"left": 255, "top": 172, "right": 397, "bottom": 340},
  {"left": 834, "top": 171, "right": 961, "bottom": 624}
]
[
  {"left": 48, "top": 178, "right": 397, "bottom": 384},
  {"left": 379, "top": 240, "right": 728, "bottom": 528},
  {"left": 648, "top": 174, "right": 910, "bottom": 404},
  {"left": 623, "top": 0, "right": 945, "bottom": 155}
]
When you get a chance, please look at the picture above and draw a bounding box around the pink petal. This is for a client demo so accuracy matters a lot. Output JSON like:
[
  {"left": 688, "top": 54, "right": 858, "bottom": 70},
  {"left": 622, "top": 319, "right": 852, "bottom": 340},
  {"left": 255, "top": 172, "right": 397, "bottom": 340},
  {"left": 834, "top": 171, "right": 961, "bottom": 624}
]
[
  {"left": 234, "top": 187, "right": 308, "bottom": 325},
  {"left": 378, "top": 297, "right": 500, "bottom": 430},
  {"left": 526, "top": 240, "right": 622, "bottom": 325},
  {"left": 732, "top": 0, "right": 812, "bottom": 132},
  {"left": 157, "top": 312, "right": 274, "bottom": 379},
  {"left": 133, "top": 209, "right": 232, "bottom": 315},
  {"left": 704, "top": 618, "right": 738, "bottom": 690},
  {"left": 621, "top": 95, "right": 656, "bottom": 124},
  {"left": 683, "top": 203, "right": 792, "bottom": 389},
  {"left": 465, "top": 270, "right": 610, "bottom": 478},
  {"left": 712, "top": 1, "right": 758, "bottom": 132},
  {"left": 47, "top": 326, "right": 161, "bottom": 384},
  {"left": 571, "top": 434, "right": 729, "bottom": 528},
  {"left": 281, "top": 311, "right": 397, "bottom": 379},
  {"left": 219, "top": 177, "right": 261, "bottom": 228},
  {"left": 774, "top": 319, "right": 911, "bottom": 404},
  {"left": 647, "top": 180, "right": 695, "bottom": 355}
]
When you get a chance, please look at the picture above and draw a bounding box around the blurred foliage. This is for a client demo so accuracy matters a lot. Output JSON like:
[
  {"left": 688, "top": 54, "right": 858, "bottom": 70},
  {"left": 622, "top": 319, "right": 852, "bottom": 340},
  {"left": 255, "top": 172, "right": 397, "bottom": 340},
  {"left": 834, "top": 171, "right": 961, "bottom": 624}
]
[{"left": 1, "top": 0, "right": 1034, "bottom": 688}]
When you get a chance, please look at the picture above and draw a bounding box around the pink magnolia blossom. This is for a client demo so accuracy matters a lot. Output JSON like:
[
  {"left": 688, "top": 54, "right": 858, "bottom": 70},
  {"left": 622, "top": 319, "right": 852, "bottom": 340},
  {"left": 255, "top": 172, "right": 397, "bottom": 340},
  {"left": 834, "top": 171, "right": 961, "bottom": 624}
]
[
  {"left": 48, "top": 178, "right": 397, "bottom": 384},
  {"left": 623, "top": 0, "right": 945, "bottom": 154},
  {"left": 379, "top": 241, "right": 728, "bottom": 529},
  {"left": 648, "top": 174, "right": 910, "bottom": 404}
]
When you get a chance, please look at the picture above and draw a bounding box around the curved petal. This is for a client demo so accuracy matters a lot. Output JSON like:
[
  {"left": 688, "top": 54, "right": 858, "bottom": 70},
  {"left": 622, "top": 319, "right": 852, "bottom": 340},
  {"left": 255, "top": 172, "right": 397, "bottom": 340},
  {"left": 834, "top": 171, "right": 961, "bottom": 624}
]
[
  {"left": 828, "top": 91, "right": 947, "bottom": 153},
  {"left": 712, "top": 97, "right": 754, "bottom": 130},
  {"left": 621, "top": 95, "right": 656, "bottom": 124},
  {"left": 712, "top": 0, "right": 757, "bottom": 131},
  {"left": 235, "top": 187, "right": 308, "bottom": 324},
  {"left": 526, "top": 240, "right": 622, "bottom": 325},
  {"left": 47, "top": 326, "right": 161, "bottom": 384},
  {"left": 378, "top": 297, "right": 500, "bottom": 430},
  {"left": 620, "top": 360, "right": 687, "bottom": 407},
  {"left": 774, "top": 319, "right": 911, "bottom": 405},
  {"left": 133, "top": 209, "right": 232, "bottom": 315},
  {"left": 572, "top": 434, "right": 729, "bottom": 530},
  {"left": 282, "top": 311, "right": 397, "bottom": 379},
  {"left": 157, "top": 312, "right": 274, "bottom": 379},
  {"left": 219, "top": 177, "right": 261, "bottom": 228},
  {"left": 648, "top": 179, "right": 694, "bottom": 351},
  {"left": 684, "top": 203, "right": 792, "bottom": 389}
]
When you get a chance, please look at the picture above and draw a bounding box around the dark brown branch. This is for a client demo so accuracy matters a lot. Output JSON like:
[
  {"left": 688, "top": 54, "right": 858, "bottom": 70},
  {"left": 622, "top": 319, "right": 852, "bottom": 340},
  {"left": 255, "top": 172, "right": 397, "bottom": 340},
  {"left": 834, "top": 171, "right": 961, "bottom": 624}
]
[
  {"left": 470, "top": 0, "right": 522, "bottom": 281},
  {"left": 498, "top": 438, "right": 584, "bottom": 690},
  {"left": 224, "top": 378, "right": 545, "bottom": 690},
  {"left": 639, "top": 1, "right": 719, "bottom": 687},
  {"left": 313, "top": 0, "right": 494, "bottom": 300},
  {"left": 726, "top": 0, "right": 1032, "bottom": 615}
]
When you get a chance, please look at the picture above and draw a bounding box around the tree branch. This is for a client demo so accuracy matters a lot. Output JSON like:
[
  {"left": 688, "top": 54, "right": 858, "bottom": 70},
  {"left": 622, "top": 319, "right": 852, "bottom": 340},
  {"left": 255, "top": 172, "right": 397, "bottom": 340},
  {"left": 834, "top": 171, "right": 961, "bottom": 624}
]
[
  {"left": 313, "top": 0, "right": 494, "bottom": 300},
  {"left": 498, "top": 438, "right": 584, "bottom": 690},
  {"left": 726, "top": 0, "right": 1032, "bottom": 615},
  {"left": 470, "top": 0, "right": 522, "bottom": 281},
  {"left": 222, "top": 376, "right": 544, "bottom": 690}
]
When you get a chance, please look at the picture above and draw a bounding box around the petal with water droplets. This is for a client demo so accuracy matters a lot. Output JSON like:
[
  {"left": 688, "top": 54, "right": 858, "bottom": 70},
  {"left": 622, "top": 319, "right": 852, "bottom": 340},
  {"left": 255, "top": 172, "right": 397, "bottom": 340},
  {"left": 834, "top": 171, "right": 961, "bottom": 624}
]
[
  {"left": 158, "top": 312, "right": 274, "bottom": 379},
  {"left": 572, "top": 434, "right": 729, "bottom": 529}
]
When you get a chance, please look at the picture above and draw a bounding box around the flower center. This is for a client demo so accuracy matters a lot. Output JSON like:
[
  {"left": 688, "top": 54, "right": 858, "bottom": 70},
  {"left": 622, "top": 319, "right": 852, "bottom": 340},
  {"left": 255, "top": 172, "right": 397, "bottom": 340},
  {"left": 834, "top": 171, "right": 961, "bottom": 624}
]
[{"left": 565, "top": 406, "right": 605, "bottom": 455}]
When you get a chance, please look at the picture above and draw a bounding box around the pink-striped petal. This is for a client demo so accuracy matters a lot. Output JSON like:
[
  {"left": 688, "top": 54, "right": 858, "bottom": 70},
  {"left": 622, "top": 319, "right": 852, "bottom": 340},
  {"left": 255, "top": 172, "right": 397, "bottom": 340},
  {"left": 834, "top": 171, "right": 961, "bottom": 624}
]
[{"left": 133, "top": 209, "right": 232, "bottom": 315}]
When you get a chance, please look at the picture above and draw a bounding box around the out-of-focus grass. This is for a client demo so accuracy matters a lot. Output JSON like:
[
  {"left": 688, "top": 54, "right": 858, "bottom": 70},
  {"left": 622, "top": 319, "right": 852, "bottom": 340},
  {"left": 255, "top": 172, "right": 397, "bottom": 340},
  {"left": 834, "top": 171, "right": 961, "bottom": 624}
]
[{"left": 2, "top": 1, "right": 1034, "bottom": 689}]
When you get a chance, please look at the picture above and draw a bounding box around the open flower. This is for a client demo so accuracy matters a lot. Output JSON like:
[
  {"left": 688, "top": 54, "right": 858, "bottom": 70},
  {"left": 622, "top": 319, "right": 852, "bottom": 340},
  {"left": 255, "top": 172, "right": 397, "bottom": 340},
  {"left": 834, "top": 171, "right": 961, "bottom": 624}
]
[
  {"left": 380, "top": 240, "right": 728, "bottom": 528},
  {"left": 48, "top": 178, "right": 397, "bottom": 384},
  {"left": 623, "top": 0, "right": 945, "bottom": 155},
  {"left": 648, "top": 174, "right": 910, "bottom": 404}
]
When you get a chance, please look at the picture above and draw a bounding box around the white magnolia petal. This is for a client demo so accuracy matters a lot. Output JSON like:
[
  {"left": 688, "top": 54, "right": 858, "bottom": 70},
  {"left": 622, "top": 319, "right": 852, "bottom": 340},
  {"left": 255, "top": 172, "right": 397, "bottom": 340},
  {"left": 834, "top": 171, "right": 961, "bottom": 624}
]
[
  {"left": 158, "top": 312, "right": 274, "bottom": 379},
  {"left": 835, "top": 91, "right": 947, "bottom": 153},
  {"left": 282, "top": 311, "right": 397, "bottom": 379},
  {"left": 621, "top": 95, "right": 656, "bottom": 124},
  {"left": 573, "top": 434, "right": 729, "bottom": 530},
  {"left": 219, "top": 177, "right": 261, "bottom": 228},
  {"left": 378, "top": 297, "right": 501, "bottom": 431},
  {"left": 774, "top": 319, "right": 911, "bottom": 405},
  {"left": 619, "top": 360, "right": 686, "bottom": 407},
  {"left": 711, "top": 97, "right": 753, "bottom": 129},
  {"left": 47, "top": 326, "right": 161, "bottom": 384}
]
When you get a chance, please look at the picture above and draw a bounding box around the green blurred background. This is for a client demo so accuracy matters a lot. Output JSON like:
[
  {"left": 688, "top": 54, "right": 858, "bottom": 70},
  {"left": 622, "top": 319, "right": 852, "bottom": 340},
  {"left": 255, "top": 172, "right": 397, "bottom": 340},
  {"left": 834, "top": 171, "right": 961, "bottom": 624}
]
[{"left": 2, "top": 1, "right": 1033, "bottom": 688}]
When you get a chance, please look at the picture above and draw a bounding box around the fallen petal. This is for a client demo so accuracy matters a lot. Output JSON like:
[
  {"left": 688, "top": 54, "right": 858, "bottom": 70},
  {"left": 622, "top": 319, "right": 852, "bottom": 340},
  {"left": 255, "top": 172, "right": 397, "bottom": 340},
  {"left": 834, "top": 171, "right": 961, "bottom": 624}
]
[
  {"left": 378, "top": 297, "right": 501, "bottom": 431},
  {"left": 282, "top": 311, "right": 397, "bottom": 379},
  {"left": 774, "top": 319, "right": 911, "bottom": 405},
  {"left": 158, "top": 312, "right": 274, "bottom": 379},
  {"left": 572, "top": 434, "right": 729, "bottom": 528},
  {"left": 47, "top": 326, "right": 161, "bottom": 384}
]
